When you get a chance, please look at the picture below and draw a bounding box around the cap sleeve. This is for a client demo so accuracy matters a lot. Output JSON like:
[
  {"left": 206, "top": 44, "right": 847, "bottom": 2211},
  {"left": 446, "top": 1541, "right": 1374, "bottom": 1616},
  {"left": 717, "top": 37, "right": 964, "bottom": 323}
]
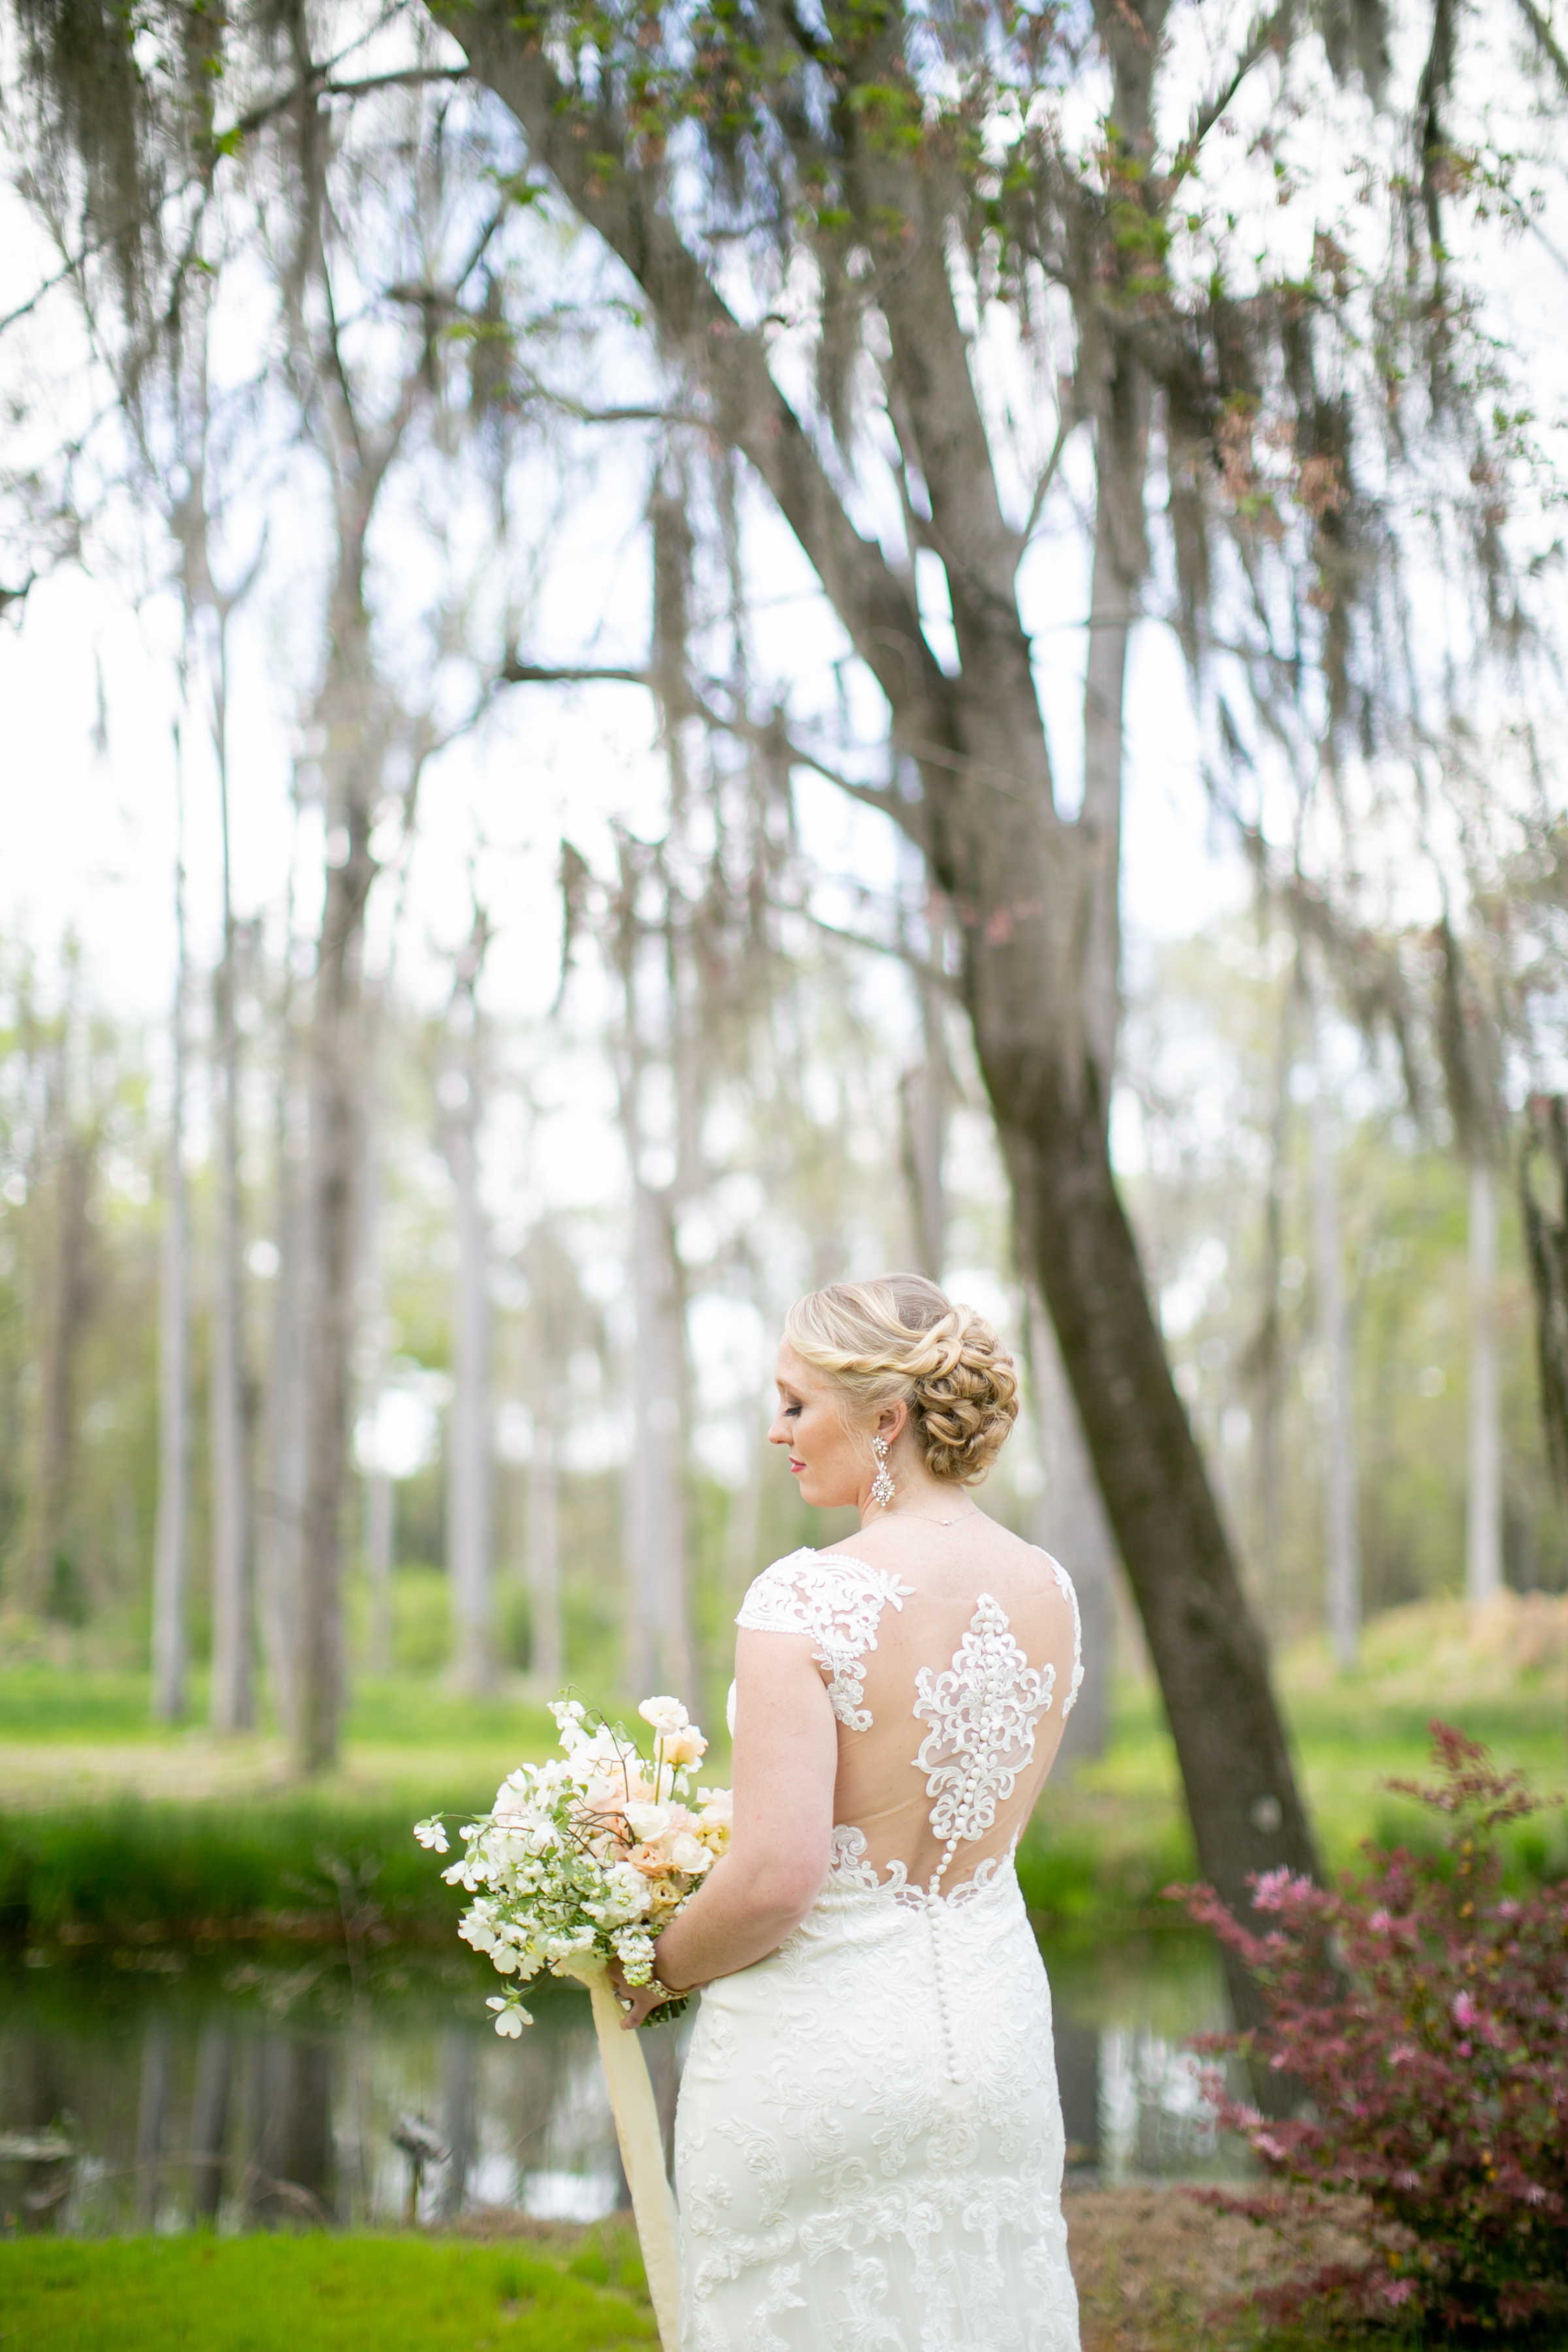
[
  {"left": 734, "top": 1549, "right": 912, "bottom": 1731},
  {"left": 1042, "top": 1552, "right": 1085, "bottom": 1719},
  {"left": 735, "top": 1548, "right": 823, "bottom": 1638}
]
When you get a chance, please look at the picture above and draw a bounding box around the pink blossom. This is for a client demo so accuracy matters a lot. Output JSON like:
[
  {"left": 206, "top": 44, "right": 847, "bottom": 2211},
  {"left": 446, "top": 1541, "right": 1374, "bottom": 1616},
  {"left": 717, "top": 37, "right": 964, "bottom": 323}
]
[
  {"left": 1453, "top": 1992, "right": 1479, "bottom": 2029},
  {"left": 1252, "top": 1867, "right": 1314, "bottom": 1913}
]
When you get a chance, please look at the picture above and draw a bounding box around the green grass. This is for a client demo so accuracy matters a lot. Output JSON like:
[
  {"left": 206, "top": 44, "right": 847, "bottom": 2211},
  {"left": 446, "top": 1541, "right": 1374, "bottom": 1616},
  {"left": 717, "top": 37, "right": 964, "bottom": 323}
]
[
  {"left": 0, "top": 1663, "right": 170, "bottom": 1742},
  {"left": 0, "top": 2231, "right": 656, "bottom": 2351},
  {"left": 0, "top": 1660, "right": 567, "bottom": 1760}
]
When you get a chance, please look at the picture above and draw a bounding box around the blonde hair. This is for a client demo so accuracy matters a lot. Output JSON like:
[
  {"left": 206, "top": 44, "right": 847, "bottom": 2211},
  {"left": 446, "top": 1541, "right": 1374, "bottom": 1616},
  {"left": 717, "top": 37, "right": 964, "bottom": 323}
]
[{"left": 783, "top": 1273, "right": 1019, "bottom": 1485}]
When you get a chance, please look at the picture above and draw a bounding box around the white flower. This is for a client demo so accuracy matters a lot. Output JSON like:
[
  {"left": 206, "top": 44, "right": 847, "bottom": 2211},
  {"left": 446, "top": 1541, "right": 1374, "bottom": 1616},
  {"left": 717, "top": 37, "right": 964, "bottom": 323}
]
[
  {"left": 638, "top": 1695, "right": 690, "bottom": 1737},
  {"left": 624, "top": 1799, "right": 677, "bottom": 1844},
  {"left": 606, "top": 1863, "right": 651, "bottom": 1913},
  {"left": 668, "top": 1831, "right": 713, "bottom": 1874},
  {"left": 548, "top": 1699, "right": 589, "bottom": 1752},
  {"left": 414, "top": 1817, "right": 449, "bottom": 1853},
  {"left": 487, "top": 1996, "right": 529, "bottom": 2038}
]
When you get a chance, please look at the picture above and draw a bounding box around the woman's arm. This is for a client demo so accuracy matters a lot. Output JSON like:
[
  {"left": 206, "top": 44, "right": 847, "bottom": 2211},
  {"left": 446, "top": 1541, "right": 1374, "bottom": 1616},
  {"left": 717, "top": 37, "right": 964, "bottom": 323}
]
[{"left": 613, "top": 1627, "right": 837, "bottom": 2026}]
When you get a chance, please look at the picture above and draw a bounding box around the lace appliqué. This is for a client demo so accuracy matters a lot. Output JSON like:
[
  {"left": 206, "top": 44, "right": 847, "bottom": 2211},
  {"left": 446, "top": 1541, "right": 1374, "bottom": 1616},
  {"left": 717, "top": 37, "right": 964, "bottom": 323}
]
[
  {"left": 913, "top": 1595, "right": 1054, "bottom": 1895},
  {"left": 1041, "top": 1552, "right": 1085, "bottom": 1720},
  {"left": 825, "top": 1824, "right": 1014, "bottom": 1914},
  {"left": 736, "top": 1550, "right": 913, "bottom": 1730}
]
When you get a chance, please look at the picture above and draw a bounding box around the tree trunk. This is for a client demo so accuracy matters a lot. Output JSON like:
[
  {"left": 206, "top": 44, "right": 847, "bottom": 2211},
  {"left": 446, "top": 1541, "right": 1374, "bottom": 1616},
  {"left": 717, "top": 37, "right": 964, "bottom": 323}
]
[
  {"left": 900, "top": 963, "right": 947, "bottom": 1279},
  {"left": 365, "top": 1467, "right": 395, "bottom": 1676},
  {"left": 724, "top": 1411, "right": 765, "bottom": 1603},
  {"left": 249, "top": 2034, "right": 335, "bottom": 2227},
  {"left": 191, "top": 2021, "right": 233, "bottom": 2220},
  {"left": 133, "top": 2016, "right": 172, "bottom": 2231},
  {"left": 995, "top": 1060, "right": 1317, "bottom": 2021},
  {"left": 1308, "top": 983, "right": 1360, "bottom": 1671},
  {"left": 526, "top": 1422, "right": 563, "bottom": 1692},
  {"left": 355, "top": 990, "right": 395, "bottom": 1686},
  {"left": 1466, "top": 1157, "right": 1503, "bottom": 1607},
  {"left": 1029, "top": 1295, "right": 1115, "bottom": 1766},
  {"left": 295, "top": 798, "right": 376, "bottom": 1774},
  {"left": 1249, "top": 984, "right": 1296, "bottom": 1633},
  {"left": 1022, "top": 306, "right": 1141, "bottom": 1777},
  {"left": 208, "top": 898, "right": 254, "bottom": 1731},
  {"left": 152, "top": 757, "right": 191, "bottom": 1723},
  {"left": 257, "top": 934, "right": 309, "bottom": 1742},
  {"left": 439, "top": 2031, "right": 479, "bottom": 2221},
  {"left": 26, "top": 1120, "right": 91, "bottom": 1618},
  {"left": 442, "top": 1019, "right": 495, "bottom": 1695},
  {"left": 623, "top": 1172, "right": 693, "bottom": 1699}
]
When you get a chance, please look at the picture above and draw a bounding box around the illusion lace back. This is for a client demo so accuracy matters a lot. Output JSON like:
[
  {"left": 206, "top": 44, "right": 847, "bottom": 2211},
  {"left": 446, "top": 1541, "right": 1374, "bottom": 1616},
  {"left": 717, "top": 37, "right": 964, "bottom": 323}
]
[{"left": 675, "top": 1544, "right": 1084, "bottom": 2352}]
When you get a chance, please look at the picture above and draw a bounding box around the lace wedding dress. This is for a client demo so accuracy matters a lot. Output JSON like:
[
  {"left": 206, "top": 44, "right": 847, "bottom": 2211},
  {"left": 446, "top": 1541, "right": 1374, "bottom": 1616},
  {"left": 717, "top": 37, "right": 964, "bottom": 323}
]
[{"left": 674, "top": 1546, "right": 1084, "bottom": 2352}]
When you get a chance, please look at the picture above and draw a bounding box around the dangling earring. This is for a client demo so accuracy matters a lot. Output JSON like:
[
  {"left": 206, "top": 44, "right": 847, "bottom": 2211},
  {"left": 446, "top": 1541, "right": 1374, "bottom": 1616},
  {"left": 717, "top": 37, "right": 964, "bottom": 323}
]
[{"left": 870, "top": 1432, "right": 895, "bottom": 1509}]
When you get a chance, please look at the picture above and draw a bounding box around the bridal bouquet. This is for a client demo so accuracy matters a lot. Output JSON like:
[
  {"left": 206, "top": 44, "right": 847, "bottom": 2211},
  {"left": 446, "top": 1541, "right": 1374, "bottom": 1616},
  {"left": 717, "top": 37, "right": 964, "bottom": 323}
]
[{"left": 414, "top": 1693, "right": 731, "bottom": 2036}]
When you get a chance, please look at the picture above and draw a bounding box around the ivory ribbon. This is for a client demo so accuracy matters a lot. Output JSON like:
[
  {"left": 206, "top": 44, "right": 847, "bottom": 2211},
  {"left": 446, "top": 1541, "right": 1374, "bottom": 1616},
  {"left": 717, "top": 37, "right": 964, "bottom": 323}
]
[{"left": 581, "top": 1964, "right": 682, "bottom": 2349}]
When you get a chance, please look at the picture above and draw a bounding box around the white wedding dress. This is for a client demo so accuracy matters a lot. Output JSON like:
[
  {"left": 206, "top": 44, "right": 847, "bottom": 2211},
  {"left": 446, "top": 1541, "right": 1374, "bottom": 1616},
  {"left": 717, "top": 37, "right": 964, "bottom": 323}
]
[{"left": 674, "top": 1544, "right": 1084, "bottom": 2352}]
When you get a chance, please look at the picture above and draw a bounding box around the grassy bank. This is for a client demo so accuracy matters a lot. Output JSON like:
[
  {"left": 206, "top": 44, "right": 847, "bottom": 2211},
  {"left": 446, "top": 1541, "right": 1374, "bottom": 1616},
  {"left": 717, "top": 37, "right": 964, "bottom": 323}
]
[
  {"left": 0, "top": 2229, "right": 655, "bottom": 2352},
  {"left": 0, "top": 1792, "right": 476, "bottom": 1948},
  {"left": 3, "top": 1595, "right": 1565, "bottom": 1950},
  {"left": 0, "top": 1672, "right": 567, "bottom": 1947}
]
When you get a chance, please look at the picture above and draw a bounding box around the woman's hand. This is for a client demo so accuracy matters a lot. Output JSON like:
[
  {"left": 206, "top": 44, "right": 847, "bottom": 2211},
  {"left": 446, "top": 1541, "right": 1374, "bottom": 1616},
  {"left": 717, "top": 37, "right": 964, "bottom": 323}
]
[{"left": 606, "top": 1953, "right": 681, "bottom": 2032}]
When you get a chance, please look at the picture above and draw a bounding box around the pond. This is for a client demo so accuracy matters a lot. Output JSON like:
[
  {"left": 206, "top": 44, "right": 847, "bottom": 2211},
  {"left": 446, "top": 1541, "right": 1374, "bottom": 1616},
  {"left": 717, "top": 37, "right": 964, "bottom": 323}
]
[{"left": 0, "top": 1933, "right": 1243, "bottom": 2239}]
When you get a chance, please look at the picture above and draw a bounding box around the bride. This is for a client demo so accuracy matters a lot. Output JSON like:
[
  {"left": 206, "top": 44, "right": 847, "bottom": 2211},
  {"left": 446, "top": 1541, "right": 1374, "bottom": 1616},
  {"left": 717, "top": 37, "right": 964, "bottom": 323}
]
[{"left": 615, "top": 1271, "right": 1084, "bottom": 2351}]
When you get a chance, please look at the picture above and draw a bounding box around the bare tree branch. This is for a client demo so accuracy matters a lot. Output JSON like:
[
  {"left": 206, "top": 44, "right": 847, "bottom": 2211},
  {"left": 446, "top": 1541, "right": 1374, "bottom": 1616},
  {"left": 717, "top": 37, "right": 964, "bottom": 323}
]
[
  {"left": 1019, "top": 410, "right": 1078, "bottom": 551},
  {"left": 500, "top": 658, "right": 651, "bottom": 689},
  {"left": 1171, "top": 7, "right": 1286, "bottom": 180},
  {"left": 0, "top": 250, "right": 97, "bottom": 336},
  {"left": 495, "top": 657, "right": 916, "bottom": 829},
  {"left": 1516, "top": 0, "right": 1568, "bottom": 99}
]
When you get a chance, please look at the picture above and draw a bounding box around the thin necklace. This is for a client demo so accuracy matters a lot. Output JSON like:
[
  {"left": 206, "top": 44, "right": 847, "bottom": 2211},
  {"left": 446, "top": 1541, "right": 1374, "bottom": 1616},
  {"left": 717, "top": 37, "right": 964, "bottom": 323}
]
[{"left": 871, "top": 1504, "right": 981, "bottom": 1527}]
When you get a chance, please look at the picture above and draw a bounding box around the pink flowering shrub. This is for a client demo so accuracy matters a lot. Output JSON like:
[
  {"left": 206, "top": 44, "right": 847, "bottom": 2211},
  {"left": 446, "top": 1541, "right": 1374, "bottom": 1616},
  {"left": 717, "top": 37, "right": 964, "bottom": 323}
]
[{"left": 1173, "top": 1724, "right": 1568, "bottom": 2336}]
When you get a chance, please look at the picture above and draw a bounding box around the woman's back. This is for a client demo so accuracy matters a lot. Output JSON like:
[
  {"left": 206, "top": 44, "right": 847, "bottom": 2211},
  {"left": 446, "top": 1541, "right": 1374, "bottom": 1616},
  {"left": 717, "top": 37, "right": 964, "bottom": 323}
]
[
  {"left": 674, "top": 1274, "right": 1082, "bottom": 2352},
  {"left": 737, "top": 1514, "right": 1081, "bottom": 1900}
]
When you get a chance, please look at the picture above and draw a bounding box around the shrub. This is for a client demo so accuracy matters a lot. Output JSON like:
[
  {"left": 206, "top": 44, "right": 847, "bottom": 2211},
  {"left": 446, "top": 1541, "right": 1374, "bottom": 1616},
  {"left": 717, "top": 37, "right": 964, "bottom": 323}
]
[{"left": 1173, "top": 1724, "right": 1568, "bottom": 2337}]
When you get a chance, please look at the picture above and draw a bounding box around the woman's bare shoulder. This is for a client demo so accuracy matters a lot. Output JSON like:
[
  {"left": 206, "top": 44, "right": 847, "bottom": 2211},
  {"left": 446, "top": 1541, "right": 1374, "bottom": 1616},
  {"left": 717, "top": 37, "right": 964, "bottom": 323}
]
[{"left": 819, "top": 1511, "right": 1063, "bottom": 1593}]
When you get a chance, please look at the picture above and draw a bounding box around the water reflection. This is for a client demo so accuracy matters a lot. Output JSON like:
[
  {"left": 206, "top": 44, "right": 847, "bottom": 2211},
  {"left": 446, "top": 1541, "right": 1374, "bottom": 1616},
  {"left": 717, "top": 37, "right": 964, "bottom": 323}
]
[{"left": 0, "top": 1934, "right": 1241, "bottom": 2238}]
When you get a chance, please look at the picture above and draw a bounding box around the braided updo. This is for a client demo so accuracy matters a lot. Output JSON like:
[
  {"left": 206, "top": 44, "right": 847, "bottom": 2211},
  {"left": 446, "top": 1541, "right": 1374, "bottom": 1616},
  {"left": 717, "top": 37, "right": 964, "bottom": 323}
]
[{"left": 783, "top": 1273, "right": 1020, "bottom": 1485}]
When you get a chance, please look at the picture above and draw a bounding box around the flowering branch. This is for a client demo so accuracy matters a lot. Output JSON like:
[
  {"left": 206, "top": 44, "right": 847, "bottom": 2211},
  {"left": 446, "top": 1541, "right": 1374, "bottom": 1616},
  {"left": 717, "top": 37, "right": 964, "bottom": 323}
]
[{"left": 1168, "top": 1723, "right": 1568, "bottom": 2335}]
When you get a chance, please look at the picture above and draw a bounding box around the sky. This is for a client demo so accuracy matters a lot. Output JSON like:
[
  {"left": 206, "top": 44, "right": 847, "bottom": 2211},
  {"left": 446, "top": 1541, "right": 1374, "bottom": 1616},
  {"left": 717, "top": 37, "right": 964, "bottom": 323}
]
[{"left": 0, "top": 524, "right": 1237, "bottom": 1036}]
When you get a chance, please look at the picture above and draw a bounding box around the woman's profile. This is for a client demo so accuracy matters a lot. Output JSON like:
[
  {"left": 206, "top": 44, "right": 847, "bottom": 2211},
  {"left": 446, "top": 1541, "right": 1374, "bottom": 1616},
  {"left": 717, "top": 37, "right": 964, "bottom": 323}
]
[{"left": 615, "top": 1270, "right": 1083, "bottom": 2350}]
